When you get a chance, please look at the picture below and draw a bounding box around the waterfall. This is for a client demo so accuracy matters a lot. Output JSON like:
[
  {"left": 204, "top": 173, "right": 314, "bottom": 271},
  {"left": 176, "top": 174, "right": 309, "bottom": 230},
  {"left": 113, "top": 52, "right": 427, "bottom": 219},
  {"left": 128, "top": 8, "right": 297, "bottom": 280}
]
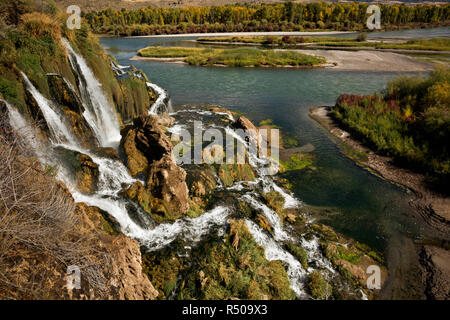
[
  {"left": 21, "top": 72, "right": 80, "bottom": 148},
  {"left": 62, "top": 38, "right": 121, "bottom": 147},
  {"left": 147, "top": 82, "right": 170, "bottom": 114},
  {"left": 245, "top": 220, "right": 308, "bottom": 298},
  {"left": 72, "top": 191, "right": 230, "bottom": 252},
  {"left": 242, "top": 194, "right": 292, "bottom": 242}
]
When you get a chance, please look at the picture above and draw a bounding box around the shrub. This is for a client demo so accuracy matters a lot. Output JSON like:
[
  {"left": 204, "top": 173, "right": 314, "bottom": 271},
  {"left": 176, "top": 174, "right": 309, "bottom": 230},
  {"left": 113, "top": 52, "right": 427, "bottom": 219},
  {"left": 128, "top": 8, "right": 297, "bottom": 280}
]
[
  {"left": 19, "top": 12, "right": 61, "bottom": 39},
  {"left": 357, "top": 32, "right": 367, "bottom": 42}
]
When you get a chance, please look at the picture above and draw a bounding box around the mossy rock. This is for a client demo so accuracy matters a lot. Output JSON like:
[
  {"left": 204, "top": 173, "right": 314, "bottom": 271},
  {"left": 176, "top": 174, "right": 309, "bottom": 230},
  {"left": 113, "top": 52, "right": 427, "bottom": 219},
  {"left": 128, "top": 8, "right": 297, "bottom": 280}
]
[
  {"left": 185, "top": 166, "right": 217, "bottom": 197},
  {"left": 54, "top": 147, "right": 99, "bottom": 194},
  {"left": 284, "top": 242, "right": 308, "bottom": 270},
  {"left": 176, "top": 219, "right": 295, "bottom": 300},
  {"left": 120, "top": 127, "right": 149, "bottom": 178},
  {"left": 263, "top": 191, "right": 285, "bottom": 216},
  {"left": 306, "top": 270, "right": 332, "bottom": 300},
  {"left": 142, "top": 244, "right": 185, "bottom": 300},
  {"left": 216, "top": 163, "right": 255, "bottom": 187},
  {"left": 309, "top": 223, "right": 339, "bottom": 242}
]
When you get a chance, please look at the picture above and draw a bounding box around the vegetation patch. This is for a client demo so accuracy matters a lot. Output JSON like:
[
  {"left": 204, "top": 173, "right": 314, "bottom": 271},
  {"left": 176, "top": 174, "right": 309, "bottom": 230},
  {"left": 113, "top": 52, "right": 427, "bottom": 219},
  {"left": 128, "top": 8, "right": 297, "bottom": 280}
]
[
  {"left": 306, "top": 270, "right": 332, "bottom": 300},
  {"left": 144, "top": 219, "right": 296, "bottom": 300},
  {"left": 138, "top": 47, "right": 326, "bottom": 68},
  {"left": 284, "top": 242, "right": 308, "bottom": 270},
  {"left": 280, "top": 152, "right": 315, "bottom": 173},
  {"left": 331, "top": 67, "right": 450, "bottom": 186}
]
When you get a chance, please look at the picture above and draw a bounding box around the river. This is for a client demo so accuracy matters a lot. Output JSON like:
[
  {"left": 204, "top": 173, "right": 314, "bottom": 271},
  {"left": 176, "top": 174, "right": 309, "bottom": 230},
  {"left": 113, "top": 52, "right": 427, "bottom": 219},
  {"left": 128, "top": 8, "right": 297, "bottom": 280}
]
[{"left": 99, "top": 28, "right": 449, "bottom": 298}]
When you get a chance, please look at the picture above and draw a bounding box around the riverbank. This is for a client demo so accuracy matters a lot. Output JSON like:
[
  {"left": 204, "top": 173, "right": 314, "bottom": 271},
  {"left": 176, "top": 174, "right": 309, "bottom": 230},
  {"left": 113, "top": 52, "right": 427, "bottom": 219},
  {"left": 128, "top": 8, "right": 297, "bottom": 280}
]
[
  {"left": 309, "top": 106, "right": 450, "bottom": 229},
  {"left": 125, "top": 31, "right": 355, "bottom": 39},
  {"left": 310, "top": 106, "right": 450, "bottom": 299},
  {"left": 131, "top": 47, "right": 432, "bottom": 71}
]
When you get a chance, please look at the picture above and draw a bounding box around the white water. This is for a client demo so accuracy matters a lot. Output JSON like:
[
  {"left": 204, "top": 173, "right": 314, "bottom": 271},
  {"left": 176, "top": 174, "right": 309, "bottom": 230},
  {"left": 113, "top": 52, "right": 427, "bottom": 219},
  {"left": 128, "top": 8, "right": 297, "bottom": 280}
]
[
  {"left": 242, "top": 194, "right": 292, "bottom": 242},
  {"left": 21, "top": 72, "right": 80, "bottom": 148},
  {"left": 13, "top": 58, "right": 337, "bottom": 299},
  {"left": 245, "top": 220, "right": 308, "bottom": 298},
  {"left": 146, "top": 82, "right": 170, "bottom": 114},
  {"left": 73, "top": 190, "right": 230, "bottom": 252},
  {"left": 62, "top": 38, "right": 121, "bottom": 147}
]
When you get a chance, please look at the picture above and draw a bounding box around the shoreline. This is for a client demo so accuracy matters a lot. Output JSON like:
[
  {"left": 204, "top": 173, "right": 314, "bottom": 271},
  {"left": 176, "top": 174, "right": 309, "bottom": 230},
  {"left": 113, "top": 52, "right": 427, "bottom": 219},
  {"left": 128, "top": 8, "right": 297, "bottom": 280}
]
[
  {"left": 130, "top": 48, "right": 433, "bottom": 72},
  {"left": 309, "top": 106, "right": 450, "bottom": 299},
  {"left": 309, "top": 106, "right": 450, "bottom": 229},
  {"left": 125, "top": 31, "right": 355, "bottom": 39},
  {"left": 130, "top": 54, "right": 334, "bottom": 68}
]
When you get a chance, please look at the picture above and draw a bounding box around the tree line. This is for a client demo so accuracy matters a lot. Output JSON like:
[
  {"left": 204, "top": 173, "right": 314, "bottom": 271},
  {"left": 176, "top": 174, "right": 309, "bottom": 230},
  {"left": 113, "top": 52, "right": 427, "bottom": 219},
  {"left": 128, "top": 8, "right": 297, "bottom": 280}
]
[{"left": 84, "top": 2, "right": 450, "bottom": 35}]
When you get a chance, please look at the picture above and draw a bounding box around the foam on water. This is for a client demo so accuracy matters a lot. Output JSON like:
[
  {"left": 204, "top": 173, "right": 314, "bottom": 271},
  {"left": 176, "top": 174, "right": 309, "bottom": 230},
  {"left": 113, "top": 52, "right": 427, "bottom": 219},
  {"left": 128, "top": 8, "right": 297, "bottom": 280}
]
[
  {"left": 245, "top": 220, "right": 308, "bottom": 298},
  {"left": 62, "top": 38, "right": 121, "bottom": 147}
]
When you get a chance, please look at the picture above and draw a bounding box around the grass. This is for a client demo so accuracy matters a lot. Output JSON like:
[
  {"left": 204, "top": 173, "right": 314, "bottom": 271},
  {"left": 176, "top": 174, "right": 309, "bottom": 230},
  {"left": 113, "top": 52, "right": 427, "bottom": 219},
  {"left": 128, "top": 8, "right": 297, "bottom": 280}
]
[
  {"left": 331, "top": 67, "right": 450, "bottom": 182},
  {"left": 138, "top": 46, "right": 326, "bottom": 67}
]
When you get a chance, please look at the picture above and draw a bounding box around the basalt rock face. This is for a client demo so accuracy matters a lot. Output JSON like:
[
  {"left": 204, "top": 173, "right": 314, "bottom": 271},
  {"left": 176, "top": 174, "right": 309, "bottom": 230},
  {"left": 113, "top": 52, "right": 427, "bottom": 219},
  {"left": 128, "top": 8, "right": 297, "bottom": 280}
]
[
  {"left": 47, "top": 74, "right": 98, "bottom": 149},
  {"left": 121, "top": 114, "right": 189, "bottom": 221},
  {"left": 54, "top": 147, "right": 99, "bottom": 194}
]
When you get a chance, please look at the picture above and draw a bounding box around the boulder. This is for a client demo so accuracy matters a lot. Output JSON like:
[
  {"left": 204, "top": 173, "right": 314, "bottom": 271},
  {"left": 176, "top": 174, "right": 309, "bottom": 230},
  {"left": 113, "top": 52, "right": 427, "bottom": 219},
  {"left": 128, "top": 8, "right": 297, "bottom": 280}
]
[
  {"left": 147, "top": 154, "right": 189, "bottom": 216},
  {"left": 120, "top": 115, "right": 172, "bottom": 178},
  {"left": 120, "top": 115, "right": 190, "bottom": 220},
  {"left": 54, "top": 147, "right": 99, "bottom": 194},
  {"left": 186, "top": 167, "right": 217, "bottom": 197}
]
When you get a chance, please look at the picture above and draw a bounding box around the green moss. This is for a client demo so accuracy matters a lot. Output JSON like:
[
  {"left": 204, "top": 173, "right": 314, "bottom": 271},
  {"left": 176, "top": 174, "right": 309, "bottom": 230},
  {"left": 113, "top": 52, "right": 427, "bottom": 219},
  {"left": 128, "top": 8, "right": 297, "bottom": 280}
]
[
  {"left": 217, "top": 163, "right": 255, "bottom": 187},
  {"left": 282, "top": 134, "right": 300, "bottom": 148},
  {"left": 176, "top": 219, "right": 295, "bottom": 300},
  {"left": 338, "top": 143, "right": 368, "bottom": 164},
  {"left": 284, "top": 243, "right": 308, "bottom": 270},
  {"left": 99, "top": 212, "right": 121, "bottom": 236},
  {"left": 354, "top": 241, "right": 385, "bottom": 265},
  {"left": 259, "top": 119, "right": 274, "bottom": 126},
  {"left": 280, "top": 152, "right": 314, "bottom": 173},
  {"left": 306, "top": 270, "right": 332, "bottom": 300},
  {"left": 263, "top": 191, "right": 285, "bottom": 218},
  {"left": 142, "top": 244, "right": 185, "bottom": 300},
  {"left": 335, "top": 245, "right": 362, "bottom": 264}
]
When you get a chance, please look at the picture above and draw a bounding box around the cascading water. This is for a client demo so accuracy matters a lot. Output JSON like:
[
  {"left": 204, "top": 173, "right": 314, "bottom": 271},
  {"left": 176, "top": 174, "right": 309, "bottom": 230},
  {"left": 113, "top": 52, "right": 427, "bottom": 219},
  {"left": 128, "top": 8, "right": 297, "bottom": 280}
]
[
  {"left": 10, "top": 73, "right": 233, "bottom": 256},
  {"left": 245, "top": 220, "right": 308, "bottom": 297},
  {"left": 147, "top": 82, "right": 171, "bottom": 114},
  {"left": 11, "top": 47, "right": 337, "bottom": 298},
  {"left": 21, "top": 72, "right": 80, "bottom": 148},
  {"left": 62, "top": 38, "right": 121, "bottom": 147}
]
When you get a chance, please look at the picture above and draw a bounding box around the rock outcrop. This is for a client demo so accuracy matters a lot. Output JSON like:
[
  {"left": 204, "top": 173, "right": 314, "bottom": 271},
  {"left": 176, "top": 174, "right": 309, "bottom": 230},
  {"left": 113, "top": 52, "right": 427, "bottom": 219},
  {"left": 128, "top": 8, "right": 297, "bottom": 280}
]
[
  {"left": 54, "top": 147, "right": 99, "bottom": 194},
  {"left": 121, "top": 114, "right": 189, "bottom": 221},
  {"left": 47, "top": 74, "right": 98, "bottom": 148}
]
